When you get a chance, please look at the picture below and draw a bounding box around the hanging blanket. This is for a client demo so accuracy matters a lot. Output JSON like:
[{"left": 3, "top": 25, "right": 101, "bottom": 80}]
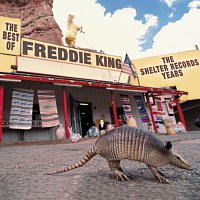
[
  {"left": 120, "top": 95, "right": 133, "bottom": 119},
  {"left": 38, "top": 90, "right": 60, "bottom": 128},
  {"left": 9, "top": 88, "right": 34, "bottom": 129},
  {"left": 134, "top": 95, "right": 150, "bottom": 123}
]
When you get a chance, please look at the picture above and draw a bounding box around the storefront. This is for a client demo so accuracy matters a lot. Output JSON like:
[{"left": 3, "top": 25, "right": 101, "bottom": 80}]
[
  {"left": 0, "top": 16, "right": 188, "bottom": 142},
  {"left": 133, "top": 49, "right": 200, "bottom": 130}
]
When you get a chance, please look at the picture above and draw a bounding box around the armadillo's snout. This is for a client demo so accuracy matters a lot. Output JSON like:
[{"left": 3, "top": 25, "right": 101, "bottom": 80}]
[
  {"left": 181, "top": 162, "right": 193, "bottom": 170},
  {"left": 170, "top": 153, "right": 192, "bottom": 170}
]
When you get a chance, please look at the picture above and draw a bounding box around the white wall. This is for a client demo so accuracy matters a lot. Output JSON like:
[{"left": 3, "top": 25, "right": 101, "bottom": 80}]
[
  {"left": 2, "top": 81, "right": 146, "bottom": 142},
  {"left": 2, "top": 81, "right": 64, "bottom": 142}
]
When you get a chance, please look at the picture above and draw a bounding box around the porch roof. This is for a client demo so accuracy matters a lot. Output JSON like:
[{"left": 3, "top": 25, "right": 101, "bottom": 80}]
[{"left": 0, "top": 72, "right": 188, "bottom": 96}]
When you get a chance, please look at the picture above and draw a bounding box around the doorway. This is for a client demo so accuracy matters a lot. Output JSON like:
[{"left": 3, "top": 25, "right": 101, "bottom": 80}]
[{"left": 78, "top": 102, "right": 93, "bottom": 137}]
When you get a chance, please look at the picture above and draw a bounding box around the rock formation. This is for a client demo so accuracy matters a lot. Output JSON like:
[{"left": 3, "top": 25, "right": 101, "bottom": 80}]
[{"left": 0, "top": 0, "right": 63, "bottom": 45}]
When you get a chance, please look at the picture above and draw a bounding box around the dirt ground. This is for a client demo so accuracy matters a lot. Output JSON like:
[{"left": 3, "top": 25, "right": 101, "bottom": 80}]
[{"left": 0, "top": 132, "right": 200, "bottom": 200}]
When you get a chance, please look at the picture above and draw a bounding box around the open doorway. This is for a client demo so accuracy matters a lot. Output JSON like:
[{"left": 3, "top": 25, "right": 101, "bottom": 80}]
[{"left": 78, "top": 102, "right": 93, "bottom": 137}]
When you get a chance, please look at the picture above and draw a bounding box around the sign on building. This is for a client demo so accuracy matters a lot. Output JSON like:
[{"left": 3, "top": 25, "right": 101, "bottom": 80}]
[
  {"left": 133, "top": 50, "right": 200, "bottom": 100},
  {"left": 0, "top": 16, "right": 21, "bottom": 55}
]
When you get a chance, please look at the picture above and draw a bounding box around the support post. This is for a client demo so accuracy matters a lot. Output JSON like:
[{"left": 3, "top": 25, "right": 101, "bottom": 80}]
[
  {"left": 62, "top": 87, "right": 70, "bottom": 139},
  {"left": 0, "top": 85, "right": 3, "bottom": 142},
  {"left": 111, "top": 92, "right": 119, "bottom": 127},
  {"left": 175, "top": 97, "right": 187, "bottom": 131},
  {"left": 146, "top": 93, "right": 158, "bottom": 133}
]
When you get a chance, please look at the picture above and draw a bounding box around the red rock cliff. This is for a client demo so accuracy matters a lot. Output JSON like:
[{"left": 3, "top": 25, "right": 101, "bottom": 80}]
[{"left": 0, "top": 0, "right": 63, "bottom": 45}]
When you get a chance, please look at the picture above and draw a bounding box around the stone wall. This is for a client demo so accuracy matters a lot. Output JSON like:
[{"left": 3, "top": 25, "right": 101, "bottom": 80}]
[{"left": 0, "top": 0, "right": 63, "bottom": 45}]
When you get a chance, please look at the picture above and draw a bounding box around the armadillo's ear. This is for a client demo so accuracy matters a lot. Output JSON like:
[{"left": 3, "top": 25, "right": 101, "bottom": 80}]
[{"left": 164, "top": 141, "right": 172, "bottom": 150}]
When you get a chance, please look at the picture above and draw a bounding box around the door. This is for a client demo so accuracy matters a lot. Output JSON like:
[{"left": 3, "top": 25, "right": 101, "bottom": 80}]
[{"left": 78, "top": 102, "right": 93, "bottom": 137}]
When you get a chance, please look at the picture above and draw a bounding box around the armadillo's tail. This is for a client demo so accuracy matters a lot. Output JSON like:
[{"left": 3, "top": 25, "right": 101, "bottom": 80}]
[{"left": 45, "top": 147, "right": 97, "bottom": 175}]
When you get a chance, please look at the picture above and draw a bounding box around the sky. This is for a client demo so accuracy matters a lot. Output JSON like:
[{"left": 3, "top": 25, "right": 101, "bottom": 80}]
[{"left": 53, "top": 0, "right": 200, "bottom": 59}]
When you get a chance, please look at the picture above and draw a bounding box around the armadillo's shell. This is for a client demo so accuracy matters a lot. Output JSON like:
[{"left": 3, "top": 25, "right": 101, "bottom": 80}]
[{"left": 94, "top": 126, "right": 170, "bottom": 167}]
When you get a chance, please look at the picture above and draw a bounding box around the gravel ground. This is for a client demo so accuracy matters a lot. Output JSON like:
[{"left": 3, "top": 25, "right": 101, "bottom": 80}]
[{"left": 0, "top": 132, "right": 200, "bottom": 200}]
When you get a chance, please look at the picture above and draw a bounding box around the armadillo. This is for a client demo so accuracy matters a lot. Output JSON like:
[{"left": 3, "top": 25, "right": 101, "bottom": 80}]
[{"left": 46, "top": 126, "right": 192, "bottom": 183}]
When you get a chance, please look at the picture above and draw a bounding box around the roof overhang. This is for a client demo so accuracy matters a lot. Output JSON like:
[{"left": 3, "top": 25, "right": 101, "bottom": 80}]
[{"left": 0, "top": 73, "right": 188, "bottom": 96}]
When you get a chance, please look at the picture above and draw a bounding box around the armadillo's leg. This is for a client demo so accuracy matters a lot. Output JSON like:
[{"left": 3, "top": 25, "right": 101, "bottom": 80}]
[
  {"left": 157, "top": 170, "right": 167, "bottom": 178},
  {"left": 147, "top": 165, "right": 169, "bottom": 184},
  {"left": 107, "top": 160, "right": 130, "bottom": 181}
]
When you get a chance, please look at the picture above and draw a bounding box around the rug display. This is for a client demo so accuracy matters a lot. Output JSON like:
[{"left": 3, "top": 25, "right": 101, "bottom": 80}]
[
  {"left": 38, "top": 90, "right": 60, "bottom": 128},
  {"left": 134, "top": 95, "right": 150, "bottom": 123},
  {"left": 9, "top": 88, "right": 34, "bottom": 129},
  {"left": 120, "top": 95, "right": 133, "bottom": 119}
]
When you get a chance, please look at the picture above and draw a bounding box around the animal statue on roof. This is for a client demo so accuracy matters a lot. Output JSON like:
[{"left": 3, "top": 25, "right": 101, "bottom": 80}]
[{"left": 65, "top": 14, "right": 82, "bottom": 47}]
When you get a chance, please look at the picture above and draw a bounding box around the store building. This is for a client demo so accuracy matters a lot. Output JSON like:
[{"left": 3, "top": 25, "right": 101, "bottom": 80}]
[
  {"left": 0, "top": 16, "right": 188, "bottom": 142},
  {"left": 133, "top": 49, "right": 200, "bottom": 131}
]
